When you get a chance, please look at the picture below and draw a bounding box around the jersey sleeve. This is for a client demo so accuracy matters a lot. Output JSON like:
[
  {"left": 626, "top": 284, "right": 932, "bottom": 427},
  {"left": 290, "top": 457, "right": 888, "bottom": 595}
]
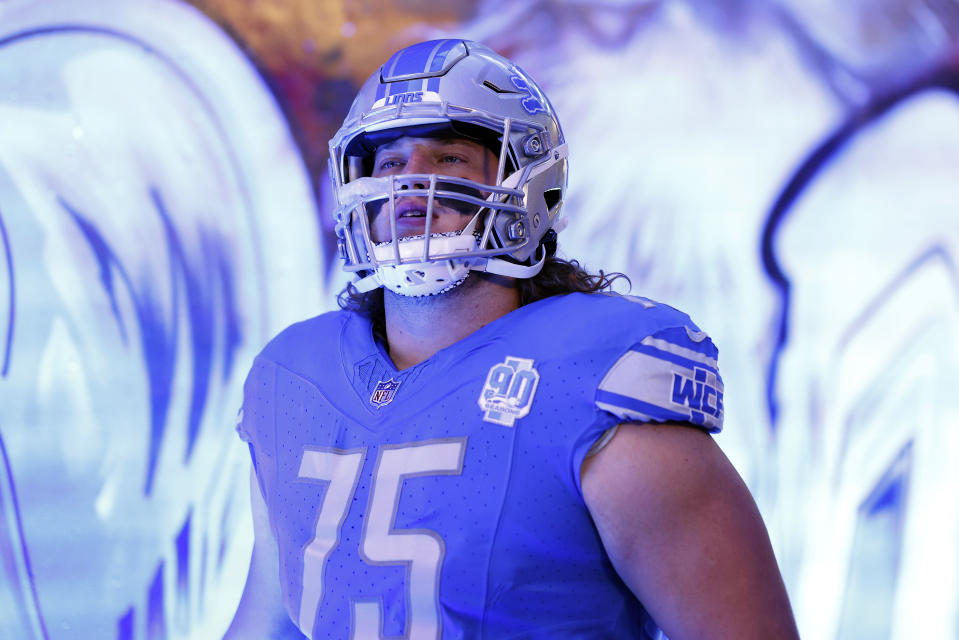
[{"left": 594, "top": 324, "right": 724, "bottom": 433}]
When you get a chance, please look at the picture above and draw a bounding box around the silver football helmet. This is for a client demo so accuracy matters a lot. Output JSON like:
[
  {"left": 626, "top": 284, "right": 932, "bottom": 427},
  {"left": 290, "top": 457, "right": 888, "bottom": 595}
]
[{"left": 329, "top": 39, "right": 568, "bottom": 296}]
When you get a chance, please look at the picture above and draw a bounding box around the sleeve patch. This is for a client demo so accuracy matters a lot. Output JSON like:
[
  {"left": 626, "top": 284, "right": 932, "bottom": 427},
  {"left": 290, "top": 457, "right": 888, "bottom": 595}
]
[{"left": 596, "top": 330, "right": 724, "bottom": 433}]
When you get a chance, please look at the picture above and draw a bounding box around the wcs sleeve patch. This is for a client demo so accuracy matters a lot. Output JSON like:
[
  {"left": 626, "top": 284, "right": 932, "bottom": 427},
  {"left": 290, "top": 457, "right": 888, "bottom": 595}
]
[{"left": 595, "top": 326, "right": 724, "bottom": 433}]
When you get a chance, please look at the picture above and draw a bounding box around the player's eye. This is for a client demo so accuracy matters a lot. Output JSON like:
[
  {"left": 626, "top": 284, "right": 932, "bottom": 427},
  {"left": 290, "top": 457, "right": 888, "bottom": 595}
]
[{"left": 376, "top": 158, "right": 404, "bottom": 172}]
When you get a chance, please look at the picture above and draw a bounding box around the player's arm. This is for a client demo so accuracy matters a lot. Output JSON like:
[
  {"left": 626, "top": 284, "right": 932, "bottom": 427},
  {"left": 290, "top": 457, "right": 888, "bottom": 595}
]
[
  {"left": 223, "top": 470, "right": 305, "bottom": 640},
  {"left": 581, "top": 422, "right": 799, "bottom": 640}
]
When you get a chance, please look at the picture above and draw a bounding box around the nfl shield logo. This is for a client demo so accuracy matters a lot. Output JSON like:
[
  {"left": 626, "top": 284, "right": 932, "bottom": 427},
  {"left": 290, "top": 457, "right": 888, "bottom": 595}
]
[{"left": 370, "top": 378, "right": 402, "bottom": 408}]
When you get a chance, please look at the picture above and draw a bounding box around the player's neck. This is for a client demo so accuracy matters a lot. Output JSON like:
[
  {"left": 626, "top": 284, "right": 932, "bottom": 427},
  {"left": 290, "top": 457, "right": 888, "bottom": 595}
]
[{"left": 383, "top": 273, "right": 519, "bottom": 370}]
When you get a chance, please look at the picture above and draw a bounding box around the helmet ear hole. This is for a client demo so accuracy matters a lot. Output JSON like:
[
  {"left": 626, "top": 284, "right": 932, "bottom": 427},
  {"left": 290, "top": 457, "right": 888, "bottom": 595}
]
[{"left": 543, "top": 188, "right": 562, "bottom": 211}]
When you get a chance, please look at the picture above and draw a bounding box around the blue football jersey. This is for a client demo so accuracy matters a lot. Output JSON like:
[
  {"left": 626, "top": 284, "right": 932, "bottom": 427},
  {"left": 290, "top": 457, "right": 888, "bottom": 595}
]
[{"left": 237, "top": 292, "right": 723, "bottom": 639}]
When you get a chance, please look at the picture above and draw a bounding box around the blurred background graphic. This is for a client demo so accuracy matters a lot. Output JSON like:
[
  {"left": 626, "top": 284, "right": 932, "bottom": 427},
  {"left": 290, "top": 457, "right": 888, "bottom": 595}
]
[{"left": 0, "top": 0, "right": 956, "bottom": 638}]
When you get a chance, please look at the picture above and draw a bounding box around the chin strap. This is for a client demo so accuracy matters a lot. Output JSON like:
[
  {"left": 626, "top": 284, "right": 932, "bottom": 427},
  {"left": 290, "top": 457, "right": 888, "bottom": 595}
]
[
  {"left": 352, "top": 272, "right": 381, "bottom": 293},
  {"left": 478, "top": 244, "right": 547, "bottom": 279}
]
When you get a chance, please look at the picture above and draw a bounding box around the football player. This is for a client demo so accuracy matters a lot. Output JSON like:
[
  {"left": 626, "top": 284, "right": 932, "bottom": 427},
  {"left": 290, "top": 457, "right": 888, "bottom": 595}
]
[{"left": 227, "top": 39, "right": 799, "bottom": 639}]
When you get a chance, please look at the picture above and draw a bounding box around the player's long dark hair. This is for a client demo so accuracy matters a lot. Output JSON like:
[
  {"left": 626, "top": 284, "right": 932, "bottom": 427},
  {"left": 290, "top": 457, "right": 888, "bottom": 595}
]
[{"left": 337, "top": 250, "right": 630, "bottom": 343}]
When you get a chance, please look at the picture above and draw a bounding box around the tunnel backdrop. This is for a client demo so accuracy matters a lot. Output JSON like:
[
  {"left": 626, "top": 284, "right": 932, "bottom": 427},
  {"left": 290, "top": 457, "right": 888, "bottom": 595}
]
[{"left": 0, "top": 1, "right": 957, "bottom": 639}]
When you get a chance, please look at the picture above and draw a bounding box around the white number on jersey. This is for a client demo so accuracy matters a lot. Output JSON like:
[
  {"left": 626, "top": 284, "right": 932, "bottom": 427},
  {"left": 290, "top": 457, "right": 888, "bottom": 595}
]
[{"left": 297, "top": 438, "right": 467, "bottom": 639}]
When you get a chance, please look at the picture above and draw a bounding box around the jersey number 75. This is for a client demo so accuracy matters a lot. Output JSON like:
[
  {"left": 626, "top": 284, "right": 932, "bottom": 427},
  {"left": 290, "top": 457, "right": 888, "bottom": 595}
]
[{"left": 296, "top": 438, "right": 467, "bottom": 639}]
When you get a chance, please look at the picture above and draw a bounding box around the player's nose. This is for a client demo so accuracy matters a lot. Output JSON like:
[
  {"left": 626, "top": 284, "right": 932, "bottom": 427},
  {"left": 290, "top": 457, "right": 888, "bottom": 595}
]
[
  {"left": 397, "top": 148, "right": 434, "bottom": 190},
  {"left": 396, "top": 178, "right": 428, "bottom": 191}
]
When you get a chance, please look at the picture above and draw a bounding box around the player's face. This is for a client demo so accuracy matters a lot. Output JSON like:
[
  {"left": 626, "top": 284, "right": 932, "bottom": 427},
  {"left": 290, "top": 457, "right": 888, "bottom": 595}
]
[{"left": 369, "top": 136, "right": 498, "bottom": 242}]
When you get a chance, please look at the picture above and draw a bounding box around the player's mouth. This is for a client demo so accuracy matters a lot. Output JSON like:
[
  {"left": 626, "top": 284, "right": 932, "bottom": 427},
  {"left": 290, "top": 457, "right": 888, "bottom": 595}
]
[
  {"left": 393, "top": 198, "right": 471, "bottom": 221},
  {"left": 372, "top": 197, "right": 476, "bottom": 242},
  {"left": 376, "top": 201, "right": 433, "bottom": 240},
  {"left": 392, "top": 201, "right": 431, "bottom": 228},
  {"left": 397, "top": 206, "right": 427, "bottom": 219}
]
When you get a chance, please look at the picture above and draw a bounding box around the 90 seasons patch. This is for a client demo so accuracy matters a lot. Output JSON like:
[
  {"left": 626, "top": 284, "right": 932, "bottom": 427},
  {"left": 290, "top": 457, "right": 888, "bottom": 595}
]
[{"left": 478, "top": 357, "right": 540, "bottom": 426}]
